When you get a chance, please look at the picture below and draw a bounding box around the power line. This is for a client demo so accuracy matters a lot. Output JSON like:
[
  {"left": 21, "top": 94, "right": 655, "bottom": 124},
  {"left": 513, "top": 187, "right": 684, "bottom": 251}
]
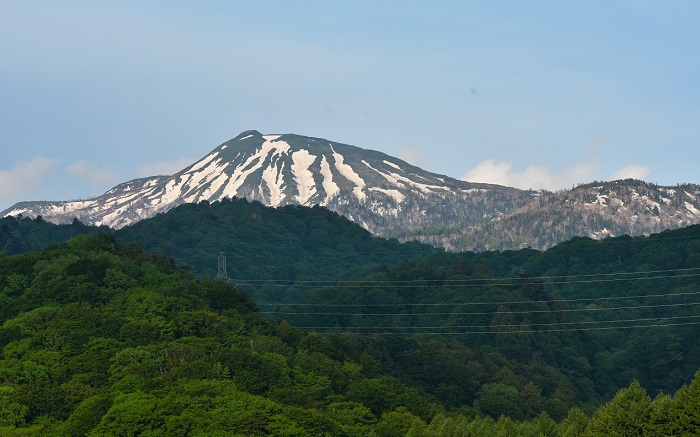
[
  {"left": 297, "top": 314, "right": 700, "bottom": 330},
  {"left": 213, "top": 231, "right": 700, "bottom": 258},
  {"left": 303, "top": 321, "right": 700, "bottom": 335},
  {"left": 258, "top": 289, "right": 700, "bottom": 308},
  {"left": 239, "top": 267, "right": 700, "bottom": 284},
  {"left": 261, "top": 300, "right": 700, "bottom": 316},
  {"left": 238, "top": 272, "right": 700, "bottom": 289},
  {"left": 217, "top": 232, "right": 700, "bottom": 277}
]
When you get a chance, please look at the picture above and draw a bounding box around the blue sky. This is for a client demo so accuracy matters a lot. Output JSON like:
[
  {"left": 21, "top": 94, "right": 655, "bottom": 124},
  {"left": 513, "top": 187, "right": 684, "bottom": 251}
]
[{"left": 1, "top": 1, "right": 699, "bottom": 211}]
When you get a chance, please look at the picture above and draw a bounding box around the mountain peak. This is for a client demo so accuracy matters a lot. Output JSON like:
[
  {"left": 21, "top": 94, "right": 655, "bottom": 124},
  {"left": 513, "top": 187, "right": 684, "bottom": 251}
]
[
  {"left": 235, "top": 129, "right": 262, "bottom": 138},
  {"left": 2, "top": 131, "right": 532, "bottom": 234}
]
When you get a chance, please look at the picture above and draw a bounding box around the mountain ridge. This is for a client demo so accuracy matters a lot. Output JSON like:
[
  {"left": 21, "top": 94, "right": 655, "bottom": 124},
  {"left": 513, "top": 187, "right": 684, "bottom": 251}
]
[
  {"left": 3, "top": 131, "right": 700, "bottom": 250},
  {"left": 2, "top": 130, "right": 534, "bottom": 235},
  {"left": 402, "top": 179, "right": 700, "bottom": 251}
]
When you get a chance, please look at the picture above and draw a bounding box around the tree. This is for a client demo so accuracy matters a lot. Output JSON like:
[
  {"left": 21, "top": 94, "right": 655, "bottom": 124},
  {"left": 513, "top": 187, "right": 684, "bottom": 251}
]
[
  {"left": 375, "top": 407, "right": 425, "bottom": 437},
  {"left": 559, "top": 407, "right": 588, "bottom": 437},
  {"left": 587, "top": 380, "right": 651, "bottom": 436},
  {"left": 475, "top": 383, "right": 524, "bottom": 420},
  {"left": 666, "top": 370, "right": 700, "bottom": 435}
]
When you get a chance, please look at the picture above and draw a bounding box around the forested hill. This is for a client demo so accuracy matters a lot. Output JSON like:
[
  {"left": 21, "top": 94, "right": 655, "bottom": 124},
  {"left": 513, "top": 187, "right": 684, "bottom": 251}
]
[
  {"left": 112, "top": 198, "right": 440, "bottom": 304},
  {"left": 0, "top": 215, "right": 110, "bottom": 256},
  {"left": 3, "top": 203, "right": 700, "bottom": 392},
  {"left": 1, "top": 235, "right": 445, "bottom": 435},
  {"left": 1, "top": 198, "right": 441, "bottom": 303},
  {"left": 1, "top": 235, "right": 700, "bottom": 435},
  {"left": 4, "top": 197, "right": 700, "bottom": 288},
  {"left": 2, "top": 201, "right": 700, "bottom": 433}
]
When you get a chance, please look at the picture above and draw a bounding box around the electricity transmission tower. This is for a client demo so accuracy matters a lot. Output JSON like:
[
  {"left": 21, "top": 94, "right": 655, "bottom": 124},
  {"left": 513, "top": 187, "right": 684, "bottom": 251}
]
[{"left": 217, "top": 252, "right": 228, "bottom": 282}]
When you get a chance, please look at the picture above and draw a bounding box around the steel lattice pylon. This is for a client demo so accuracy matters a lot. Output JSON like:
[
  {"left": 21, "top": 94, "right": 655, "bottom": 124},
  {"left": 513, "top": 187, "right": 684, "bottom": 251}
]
[{"left": 217, "top": 252, "right": 228, "bottom": 282}]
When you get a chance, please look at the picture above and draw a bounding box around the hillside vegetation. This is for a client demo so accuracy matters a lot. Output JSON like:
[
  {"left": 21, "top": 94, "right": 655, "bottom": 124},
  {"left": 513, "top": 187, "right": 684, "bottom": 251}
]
[
  {"left": 0, "top": 236, "right": 699, "bottom": 435},
  {"left": 1, "top": 200, "right": 700, "bottom": 434}
]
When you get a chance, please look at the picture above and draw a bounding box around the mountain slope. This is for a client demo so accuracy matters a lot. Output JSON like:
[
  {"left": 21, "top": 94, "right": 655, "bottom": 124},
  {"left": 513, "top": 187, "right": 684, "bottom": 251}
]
[
  {"left": 400, "top": 179, "right": 700, "bottom": 251},
  {"left": 1, "top": 130, "right": 534, "bottom": 236},
  {"left": 4, "top": 132, "right": 700, "bottom": 251}
]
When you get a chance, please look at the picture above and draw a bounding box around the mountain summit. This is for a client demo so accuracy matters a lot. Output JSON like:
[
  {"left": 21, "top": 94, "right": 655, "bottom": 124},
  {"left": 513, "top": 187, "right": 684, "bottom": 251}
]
[{"left": 2, "top": 131, "right": 533, "bottom": 233}]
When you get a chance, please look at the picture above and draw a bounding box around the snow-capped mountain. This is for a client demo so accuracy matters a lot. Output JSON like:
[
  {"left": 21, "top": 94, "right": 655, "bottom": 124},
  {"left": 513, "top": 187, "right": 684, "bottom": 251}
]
[
  {"left": 403, "top": 179, "right": 700, "bottom": 251},
  {"left": 5, "top": 131, "right": 699, "bottom": 251},
  {"left": 1, "top": 130, "right": 534, "bottom": 234}
]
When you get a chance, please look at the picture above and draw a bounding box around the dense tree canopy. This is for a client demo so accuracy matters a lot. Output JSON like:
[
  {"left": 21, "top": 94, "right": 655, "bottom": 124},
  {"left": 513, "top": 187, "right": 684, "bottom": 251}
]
[
  {"left": 2, "top": 200, "right": 700, "bottom": 434},
  {"left": 1, "top": 235, "right": 699, "bottom": 435}
]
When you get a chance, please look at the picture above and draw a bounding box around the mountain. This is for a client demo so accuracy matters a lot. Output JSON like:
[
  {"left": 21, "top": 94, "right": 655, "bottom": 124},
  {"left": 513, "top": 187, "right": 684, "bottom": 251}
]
[
  {"left": 1, "top": 130, "right": 533, "bottom": 234},
  {"left": 3, "top": 131, "right": 700, "bottom": 251},
  {"left": 402, "top": 179, "right": 700, "bottom": 251}
]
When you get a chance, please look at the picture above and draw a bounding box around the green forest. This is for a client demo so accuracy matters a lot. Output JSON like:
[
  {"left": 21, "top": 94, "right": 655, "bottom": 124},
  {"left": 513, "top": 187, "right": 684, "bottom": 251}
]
[{"left": 1, "top": 199, "right": 700, "bottom": 435}]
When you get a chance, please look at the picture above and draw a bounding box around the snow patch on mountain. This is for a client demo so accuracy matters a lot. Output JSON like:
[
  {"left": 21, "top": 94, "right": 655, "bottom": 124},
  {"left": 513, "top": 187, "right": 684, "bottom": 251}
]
[
  {"left": 362, "top": 160, "right": 448, "bottom": 194},
  {"left": 158, "top": 179, "right": 184, "bottom": 207},
  {"left": 4, "top": 208, "right": 27, "bottom": 217},
  {"left": 222, "top": 136, "right": 289, "bottom": 198},
  {"left": 361, "top": 161, "right": 406, "bottom": 190},
  {"left": 383, "top": 160, "right": 402, "bottom": 171},
  {"left": 261, "top": 159, "right": 286, "bottom": 207},
  {"left": 319, "top": 155, "right": 339, "bottom": 204},
  {"left": 369, "top": 187, "right": 405, "bottom": 203},
  {"left": 331, "top": 145, "right": 366, "bottom": 201},
  {"left": 291, "top": 149, "right": 318, "bottom": 204},
  {"left": 196, "top": 159, "right": 232, "bottom": 201},
  {"left": 188, "top": 152, "right": 219, "bottom": 174},
  {"left": 595, "top": 194, "right": 608, "bottom": 205}
]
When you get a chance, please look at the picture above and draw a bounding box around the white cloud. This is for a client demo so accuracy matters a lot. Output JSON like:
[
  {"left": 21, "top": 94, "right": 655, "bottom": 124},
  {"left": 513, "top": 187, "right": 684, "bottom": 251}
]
[
  {"left": 611, "top": 165, "right": 651, "bottom": 181},
  {"left": 0, "top": 157, "right": 57, "bottom": 205},
  {"left": 398, "top": 148, "right": 425, "bottom": 167},
  {"left": 463, "top": 159, "right": 523, "bottom": 187},
  {"left": 67, "top": 160, "right": 120, "bottom": 186},
  {"left": 462, "top": 142, "right": 605, "bottom": 190},
  {"left": 139, "top": 157, "right": 193, "bottom": 177},
  {"left": 462, "top": 140, "right": 654, "bottom": 191}
]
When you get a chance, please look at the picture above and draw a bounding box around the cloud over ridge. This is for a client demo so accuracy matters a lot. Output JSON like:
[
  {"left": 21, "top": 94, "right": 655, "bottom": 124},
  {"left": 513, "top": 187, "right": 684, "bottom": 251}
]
[
  {"left": 0, "top": 157, "right": 56, "bottom": 205},
  {"left": 461, "top": 142, "right": 652, "bottom": 190}
]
